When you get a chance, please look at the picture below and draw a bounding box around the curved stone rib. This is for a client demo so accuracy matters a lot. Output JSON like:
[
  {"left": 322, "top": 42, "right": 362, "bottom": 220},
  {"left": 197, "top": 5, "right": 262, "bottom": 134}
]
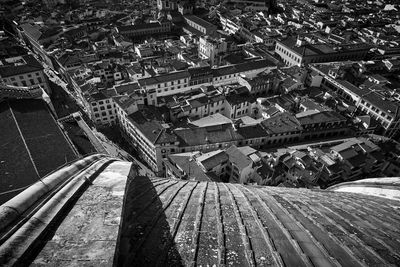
[
  {"left": 315, "top": 191, "right": 400, "bottom": 249},
  {"left": 156, "top": 181, "right": 199, "bottom": 266},
  {"left": 317, "top": 202, "right": 400, "bottom": 265},
  {"left": 222, "top": 183, "right": 256, "bottom": 267},
  {"left": 275, "top": 193, "right": 382, "bottom": 265},
  {"left": 278, "top": 193, "right": 381, "bottom": 266},
  {"left": 196, "top": 182, "right": 220, "bottom": 266},
  {"left": 189, "top": 182, "right": 208, "bottom": 266},
  {"left": 123, "top": 178, "right": 171, "bottom": 204},
  {"left": 273, "top": 190, "right": 387, "bottom": 265},
  {"left": 234, "top": 184, "right": 285, "bottom": 267},
  {"left": 124, "top": 181, "right": 189, "bottom": 265},
  {"left": 354, "top": 196, "right": 400, "bottom": 221},
  {"left": 214, "top": 182, "right": 226, "bottom": 266},
  {"left": 129, "top": 180, "right": 179, "bottom": 219},
  {"left": 268, "top": 193, "right": 365, "bottom": 267},
  {"left": 337, "top": 194, "right": 400, "bottom": 234},
  {"left": 252, "top": 188, "right": 313, "bottom": 267}
]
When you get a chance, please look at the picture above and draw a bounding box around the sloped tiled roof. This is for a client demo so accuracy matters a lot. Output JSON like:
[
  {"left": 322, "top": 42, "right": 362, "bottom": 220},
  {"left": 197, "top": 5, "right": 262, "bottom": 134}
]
[
  {"left": 168, "top": 154, "right": 216, "bottom": 182},
  {"left": 117, "top": 22, "right": 163, "bottom": 33},
  {"left": 197, "top": 150, "right": 228, "bottom": 170},
  {"left": 138, "top": 70, "right": 190, "bottom": 86},
  {"left": 127, "top": 106, "right": 177, "bottom": 145},
  {"left": 225, "top": 145, "right": 252, "bottom": 170},
  {"left": 175, "top": 123, "right": 240, "bottom": 146},
  {"left": 20, "top": 23, "right": 62, "bottom": 41},
  {"left": 296, "top": 110, "right": 346, "bottom": 125}
]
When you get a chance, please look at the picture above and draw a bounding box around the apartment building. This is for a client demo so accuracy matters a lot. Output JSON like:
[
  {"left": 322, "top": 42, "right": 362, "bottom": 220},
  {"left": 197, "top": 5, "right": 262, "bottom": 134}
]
[
  {"left": 183, "top": 15, "right": 217, "bottom": 36},
  {"left": 163, "top": 145, "right": 259, "bottom": 183},
  {"left": 269, "top": 137, "right": 385, "bottom": 187},
  {"left": 329, "top": 138, "right": 384, "bottom": 181},
  {"left": 116, "top": 21, "right": 171, "bottom": 38},
  {"left": 224, "top": 86, "right": 254, "bottom": 119},
  {"left": 0, "top": 55, "right": 50, "bottom": 94},
  {"left": 237, "top": 73, "right": 276, "bottom": 95},
  {"left": 86, "top": 90, "right": 118, "bottom": 125},
  {"left": 168, "top": 88, "right": 226, "bottom": 121},
  {"left": 115, "top": 105, "right": 260, "bottom": 175},
  {"left": 114, "top": 98, "right": 349, "bottom": 175},
  {"left": 115, "top": 104, "right": 179, "bottom": 174},
  {"left": 296, "top": 110, "right": 349, "bottom": 141},
  {"left": 311, "top": 63, "right": 400, "bottom": 138},
  {"left": 198, "top": 36, "right": 227, "bottom": 66},
  {"left": 275, "top": 37, "right": 370, "bottom": 67},
  {"left": 137, "top": 59, "right": 276, "bottom": 99},
  {"left": 166, "top": 84, "right": 259, "bottom": 122},
  {"left": 138, "top": 70, "right": 191, "bottom": 98},
  {"left": 92, "top": 63, "right": 124, "bottom": 84},
  {"left": 219, "top": 15, "right": 240, "bottom": 35}
]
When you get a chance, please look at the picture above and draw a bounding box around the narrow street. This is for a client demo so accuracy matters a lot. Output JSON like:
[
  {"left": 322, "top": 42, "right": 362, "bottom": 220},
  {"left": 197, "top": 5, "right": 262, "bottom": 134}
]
[{"left": 92, "top": 129, "right": 155, "bottom": 177}]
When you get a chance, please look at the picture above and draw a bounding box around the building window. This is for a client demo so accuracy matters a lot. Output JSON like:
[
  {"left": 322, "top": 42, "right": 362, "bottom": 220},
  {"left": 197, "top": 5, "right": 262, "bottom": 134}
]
[
  {"left": 21, "top": 81, "right": 27, "bottom": 86},
  {"left": 37, "top": 77, "right": 42, "bottom": 83}
]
